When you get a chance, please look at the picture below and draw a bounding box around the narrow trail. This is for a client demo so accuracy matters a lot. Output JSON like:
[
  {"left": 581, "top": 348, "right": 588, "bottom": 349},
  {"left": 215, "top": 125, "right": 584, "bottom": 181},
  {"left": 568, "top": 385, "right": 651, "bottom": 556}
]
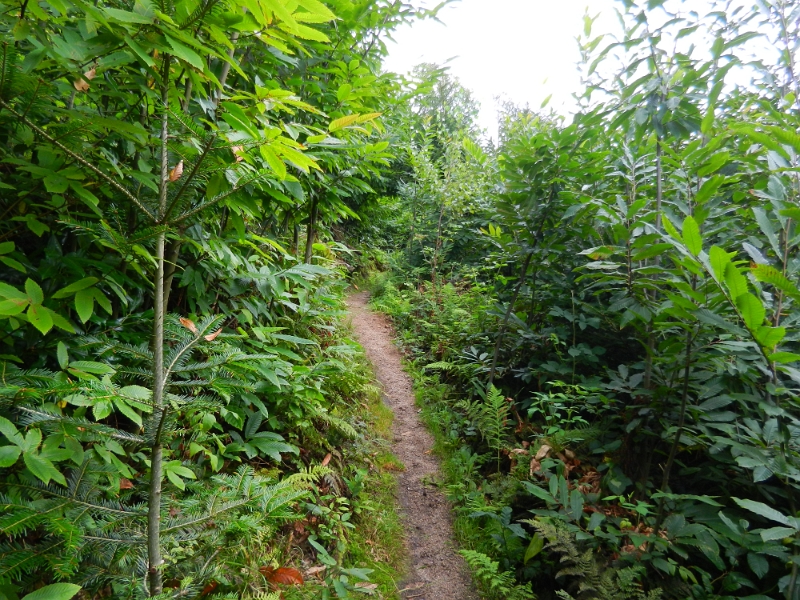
[{"left": 346, "top": 291, "right": 477, "bottom": 600}]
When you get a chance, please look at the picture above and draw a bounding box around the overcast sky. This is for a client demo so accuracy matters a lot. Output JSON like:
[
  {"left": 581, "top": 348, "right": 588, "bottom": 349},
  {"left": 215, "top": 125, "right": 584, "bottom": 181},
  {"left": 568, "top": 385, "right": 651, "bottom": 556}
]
[{"left": 383, "top": 0, "right": 618, "bottom": 139}]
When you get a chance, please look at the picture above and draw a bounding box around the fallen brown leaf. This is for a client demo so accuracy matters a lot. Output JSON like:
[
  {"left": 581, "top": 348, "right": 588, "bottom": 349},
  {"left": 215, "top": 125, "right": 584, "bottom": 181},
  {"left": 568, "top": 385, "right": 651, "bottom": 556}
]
[
  {"left": 355, "top": 583, "right": 378, "bottom": 590},
  {"left": 169, "top": 160, "right": 184, "bottom": 182},
  {"left": 535, "top": 444, "right": 552, "bottom": 460},
  {"left": 259, "top": 566, "right": 304, "bottom": 585},
  {"left": 204, "top": 328, "right": 222, "bottom": 341},
  {"left": 179, "top": 317, "right": 198, "bottom": 334}
]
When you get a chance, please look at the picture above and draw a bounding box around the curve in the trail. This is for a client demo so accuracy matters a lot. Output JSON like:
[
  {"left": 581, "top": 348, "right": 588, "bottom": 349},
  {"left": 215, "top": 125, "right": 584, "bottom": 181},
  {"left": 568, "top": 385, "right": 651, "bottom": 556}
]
[{"left": 346, "top": 291, "right": 477, "bottom": 600}]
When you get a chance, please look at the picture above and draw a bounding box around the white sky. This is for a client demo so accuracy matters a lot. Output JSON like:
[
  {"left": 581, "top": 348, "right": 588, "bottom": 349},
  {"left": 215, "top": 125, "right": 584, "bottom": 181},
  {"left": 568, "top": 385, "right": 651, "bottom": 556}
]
[{"left": 383, "top": 0, "right": 619, "bottom": 140}]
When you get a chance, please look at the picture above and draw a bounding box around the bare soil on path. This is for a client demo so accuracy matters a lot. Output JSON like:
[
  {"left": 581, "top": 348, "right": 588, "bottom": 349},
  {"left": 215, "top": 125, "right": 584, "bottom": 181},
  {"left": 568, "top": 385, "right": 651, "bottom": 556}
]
[{"left": 346, "top": 291, "right": 478, "bottom": 600}]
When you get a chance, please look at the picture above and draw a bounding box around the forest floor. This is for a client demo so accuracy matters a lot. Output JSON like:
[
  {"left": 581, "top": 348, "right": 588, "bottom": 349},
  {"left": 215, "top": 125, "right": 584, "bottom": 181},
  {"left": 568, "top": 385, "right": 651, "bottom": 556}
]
[{"left": 346, "top": 291, "right": 478, "bottom": 600}]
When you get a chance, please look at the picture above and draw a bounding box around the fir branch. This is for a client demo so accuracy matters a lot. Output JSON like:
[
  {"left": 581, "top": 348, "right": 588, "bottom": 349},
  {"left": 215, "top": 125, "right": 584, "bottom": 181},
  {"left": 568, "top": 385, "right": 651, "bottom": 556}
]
[
  {"left": 173, "top": 168, "right": 276, "bottom": 224},
  {"left": 0, "top": 98, "right": 157, "bottom": 222}
]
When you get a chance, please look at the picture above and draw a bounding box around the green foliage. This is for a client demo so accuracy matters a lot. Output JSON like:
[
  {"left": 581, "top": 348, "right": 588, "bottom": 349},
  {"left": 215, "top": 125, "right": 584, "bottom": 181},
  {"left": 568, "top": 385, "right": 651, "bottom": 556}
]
[
  {"left": 362, "top": 0, "right": 800, "bottom": 597},
  {"left": 527, "top": 519, "right": 662, "bottom": 600},
  {"left": 456, "top": 385, "right": 510, "bottom": 469},
  {"left": 458, "top": 549, "right": 536, "bottom": 600},
  {"left": 0, "top": 0, "right": 444, "bottom": 593}
]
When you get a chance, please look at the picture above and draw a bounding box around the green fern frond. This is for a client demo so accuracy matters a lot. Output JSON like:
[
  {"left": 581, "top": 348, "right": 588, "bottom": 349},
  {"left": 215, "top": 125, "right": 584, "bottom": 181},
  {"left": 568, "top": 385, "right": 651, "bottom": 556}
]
[
  {"left": 523, "top": 518, "right": 661, "bottom": 600},
  {"left": 459, "top": 549, "right": 536, "bottom": 600},
  {"left": 310, "top": 407, "right": 359, "bottom": 438},
  {"left": 423, "top": 360, "right": 454, "bottom": 372}
]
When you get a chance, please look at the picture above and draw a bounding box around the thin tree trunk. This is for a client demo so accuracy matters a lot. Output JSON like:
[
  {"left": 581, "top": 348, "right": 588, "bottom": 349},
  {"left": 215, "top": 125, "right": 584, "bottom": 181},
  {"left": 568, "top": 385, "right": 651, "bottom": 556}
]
[
  {"left": 304, "top": 196, "right": 318, "bottom": 263},
  {"left": 162, "top": 238, "right": 182, "bottom": 310},
  {"left": 147, "top": 58, "right": 170, "bottom": 597},
  {"left": 215, "top": 33, "right": 240, "bottom": 107}
]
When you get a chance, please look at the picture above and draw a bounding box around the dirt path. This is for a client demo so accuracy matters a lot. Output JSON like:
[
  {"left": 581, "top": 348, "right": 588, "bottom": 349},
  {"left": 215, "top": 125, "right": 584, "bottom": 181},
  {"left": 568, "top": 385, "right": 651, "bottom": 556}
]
[{"left": 346, "top": 291, "right": 477, "bottom": 600}]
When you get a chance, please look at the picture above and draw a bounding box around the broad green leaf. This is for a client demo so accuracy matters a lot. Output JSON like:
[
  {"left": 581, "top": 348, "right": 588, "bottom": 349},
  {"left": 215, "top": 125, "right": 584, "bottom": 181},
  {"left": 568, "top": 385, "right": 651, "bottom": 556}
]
[
  {"left": 522, "top": 480, "right": 557, "bottom": 503},
  {"left": 166, "top": 470, "right": 186, "bottom": 489},
  {"left": 114, "top": 399, "right": 143, "bottom": 427},
  {"left": 724, "top": 262, "right": 748, "bottom": 299},
  {"left": 92, "top": 400, "right": 113, "bottom": 421},
  {"left": 682, "top": 215, "right": 702, "bottom": 255},
  {"left": 697, "top": 151, "right": 729, "bottom": 177},
  {"left": 0, "top": 242, "right": 14, "bottom": 254},
  {"left": 662, "top": 215, "right": 682, "bottom": 242},
  {"left": 329, "top": 114, "right": 361, "bottom": 132},
  {"left": 168, "top": 465, "right": 196, "bottom": 479},
  {"left": 70, "top": 182, "right": 102, "bottom": 215},
  {"left": 261, "top": 146, "right": 287, "bottom": 179},
  {"left": 57, "top": 342, "right": 69, "bottom": 369},
  {"left": 27, "top": 304, "right": 53, "bottom": 334},
  {"left": 120, "top": 385, "right": 152, "bottom": 402},
  {"left": 355, "top": 112, "right": 382, "bottom": 124},
  {"left": 64, "top": 436, "right": 84, "bottom": 466},
  {"left": 21, "top": 583, "right": 82, "bottom": 600},
  {"left": 21, "top": 428, "right": 41, "bottom": 453},
  {"left": 632, "top": 243, "right": 672, "bottom": 261},
  {"left": 766, "top": 125, "right": 800, "bottom": 153},
  {"left": 123, "top": 35, "right": 156, "bottom": 67},
  {"left": 759, "top": 526, "right": 797, "bottom": 541},
  {"left": 751, "top": 264, "right": 800, "bottom": 300},
  {"left": 92, "top": 288, "right": 112, "bottom": 314},
  {"left": 1, "top": 255, "right": 26, "bottom": 273},
  {"left": 0, "top": 282, "right": 27, "bottom": 300},
  {"left": 769, "top": 352, "right": 800, "bottom": 364},
  {"left": 0, "top": 445, "right": 21, "bottom": 467},
  {"left": 337, "top": 84, "right": 352, "bottom": 103},
  {"left": 0, "top": 297, "right": 28, "bottom": 316},
  {"left": 51, "top": 312, "right": 76, "bottom": 334},
  {"left": 279, "top": 146, "right": 318, "bottom": 172},
  {"left": 20, "top": 216, "right": 46, "bottom": 235},
  {"left": 69, "top": 361, "right": 115, "bottom": 375},
  {"left": 23, "top": 451, "right": 67, "bottom": 486},
  {"left": 166, "top": 35, "right": 205, "bottom": 71},
  {"left": 208, "top": 453, "right": 222, "bottom": 471},
  {"left": 780, "top": 207, "right": 800, "bottom": 221},
  {"left": 753, "top": 207, "right": 782, "bottom": 258},
  {"left": 755, "top": 326, "right": 785, "bottom": 350},
  {"left": 290, "top": 23, "right": 329, "bottom": 42},
  {"left": 735, "top": 293, "right": 766, "bottom": 331},
  {"left": 25, "top": 278, "right": 43, "bottom": 304},
  {"left": 708, "top": 245, "right": 731, "bottom": 283},
  {"left": 263, "top": 0, "right": 299, "bottom": 32},
  {"left": 695, "top": 175, "right": 724, "bottom": 205},
  {"left": 74, "top": 288, "right": 94, "bottom": 323},
  {"left": 103, "top": 7, "right": 154, "bottom": 23},
  {"left": 52, "top": 277, "right": 98, "bottom": 299},
  {"left": 296, "top": 0, "right": 336, "bottom": 20},
  {"left": 524, "top": 533, "right": 544, "bottom": 564},
  {"left": 0, "top": 416, "right": 23, "bottom": 446},
  {"left": 734, "top": 497, "right": 795, "bottom": 526}
]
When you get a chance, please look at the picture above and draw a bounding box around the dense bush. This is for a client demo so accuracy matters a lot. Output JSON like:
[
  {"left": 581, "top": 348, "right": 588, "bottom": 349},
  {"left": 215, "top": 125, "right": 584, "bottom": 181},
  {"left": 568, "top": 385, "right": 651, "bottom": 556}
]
[{"left": 366, "top": 1, "right": 800, "bottom": 598}]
